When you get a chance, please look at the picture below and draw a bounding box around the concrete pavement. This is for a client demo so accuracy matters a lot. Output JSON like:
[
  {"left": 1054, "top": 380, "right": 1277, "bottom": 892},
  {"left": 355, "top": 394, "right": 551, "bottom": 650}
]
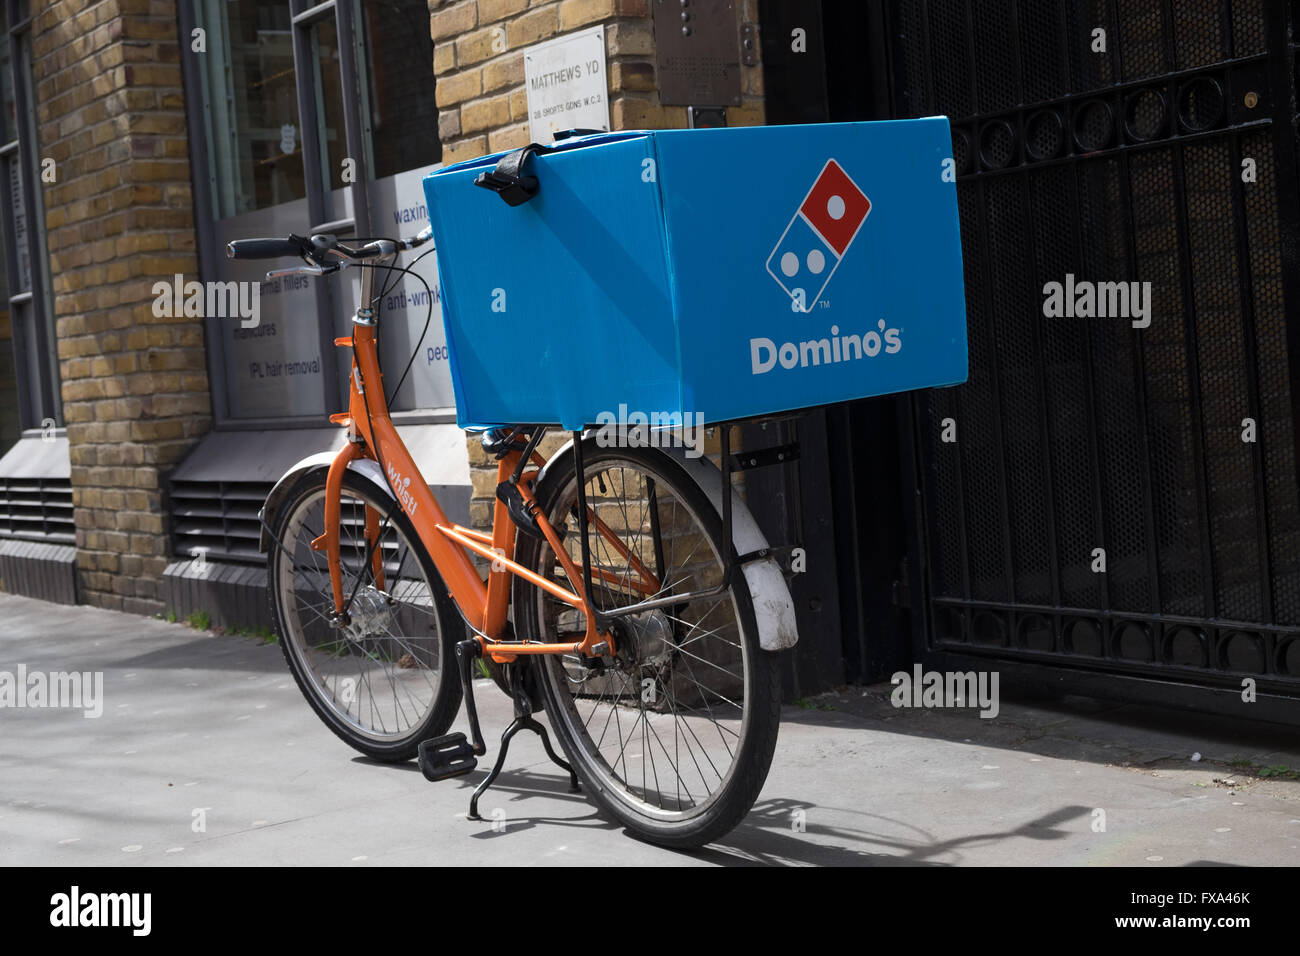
[{"left": 1, "top": 592, "right": 1297, "bottom": 866}]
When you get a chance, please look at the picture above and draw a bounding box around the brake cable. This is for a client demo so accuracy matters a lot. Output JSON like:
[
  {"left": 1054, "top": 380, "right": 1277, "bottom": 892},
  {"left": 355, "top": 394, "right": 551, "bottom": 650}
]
[{"left": 307, "top": 241, "right": 437, "bottom": 622}]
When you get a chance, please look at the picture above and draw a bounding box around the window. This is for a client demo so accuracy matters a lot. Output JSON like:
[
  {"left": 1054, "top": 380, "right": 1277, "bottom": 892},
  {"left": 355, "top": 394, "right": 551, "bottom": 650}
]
[
  {"left": 358, "top": 0, "right": 441, "bottom": 179},
  {"left": 0, "top": 0, "right": 59, "bottom": 451},
  {"left": 199, "top": 0, "right": 305, "bottom": 218},
  {"left": 307, "top": 15, "right": 349, "bottom": 192},
  {"left": 188, "top": 0, "right": 452, "bottom": 424},
  {"left": 0, "top": 17, "right": 19, "bottom": 452}
]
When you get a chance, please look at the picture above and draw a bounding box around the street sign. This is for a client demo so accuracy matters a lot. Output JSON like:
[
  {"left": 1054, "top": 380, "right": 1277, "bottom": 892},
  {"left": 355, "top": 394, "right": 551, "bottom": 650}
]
[{"left": 523, "top": 27, "right": 610, "bottom": 145}]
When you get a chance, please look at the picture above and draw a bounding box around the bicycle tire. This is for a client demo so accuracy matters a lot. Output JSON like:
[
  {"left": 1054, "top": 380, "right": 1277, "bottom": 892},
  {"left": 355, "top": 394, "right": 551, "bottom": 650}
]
[
  {"left": 267, "top": 468, "right": 463, "bottom": 762},
  {"left": 512, "top": 441, "right": 782, "bottom": 848}
]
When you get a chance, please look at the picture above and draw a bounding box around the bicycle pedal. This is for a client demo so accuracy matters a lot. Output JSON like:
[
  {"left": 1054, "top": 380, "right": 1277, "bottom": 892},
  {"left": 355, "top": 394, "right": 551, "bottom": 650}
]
[{"left": 418, "top": 733, "right": 478, "bottom": 781}]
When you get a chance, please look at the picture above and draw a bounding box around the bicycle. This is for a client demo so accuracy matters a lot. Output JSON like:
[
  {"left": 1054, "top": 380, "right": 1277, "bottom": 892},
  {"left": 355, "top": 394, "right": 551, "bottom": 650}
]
[{"left": 230, "top": 228, "right": 792, "bottom": 848}]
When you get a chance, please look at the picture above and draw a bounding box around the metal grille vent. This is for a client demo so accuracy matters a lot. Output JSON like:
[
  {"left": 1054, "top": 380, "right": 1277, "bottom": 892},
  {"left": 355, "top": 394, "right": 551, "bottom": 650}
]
[
  {"left": 170, "top": 479, "right": 273, "bottom": 565},
  {"left": 0, "top": 477, "right": 74, "bottom": 543}
]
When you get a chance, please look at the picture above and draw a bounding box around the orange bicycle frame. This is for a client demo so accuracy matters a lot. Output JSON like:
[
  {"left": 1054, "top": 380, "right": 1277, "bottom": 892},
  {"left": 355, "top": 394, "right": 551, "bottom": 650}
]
[{"left": 313, "top": 318, "right": 659, "bottom": 665}]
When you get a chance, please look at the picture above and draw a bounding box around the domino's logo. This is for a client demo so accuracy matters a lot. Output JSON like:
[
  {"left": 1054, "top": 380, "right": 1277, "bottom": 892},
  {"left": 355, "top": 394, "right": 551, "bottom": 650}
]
[{"left": 766, "top": 159, "right": 871, "bottom": 312}]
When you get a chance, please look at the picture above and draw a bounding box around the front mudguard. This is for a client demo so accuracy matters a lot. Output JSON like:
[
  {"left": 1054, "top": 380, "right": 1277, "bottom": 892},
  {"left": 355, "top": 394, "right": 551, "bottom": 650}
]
[{"left": 257, "top": 451, "right": 395, "bottom": 554}]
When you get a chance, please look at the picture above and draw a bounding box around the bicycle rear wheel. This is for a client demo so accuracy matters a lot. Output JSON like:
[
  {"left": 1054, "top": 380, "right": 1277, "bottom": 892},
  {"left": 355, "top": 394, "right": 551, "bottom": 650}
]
[
  {"left": 267, "top": 468, "right": 463, "bottom": 761},
  {"left": 513, "top": 441, "right": 782, "bottom": 848}
]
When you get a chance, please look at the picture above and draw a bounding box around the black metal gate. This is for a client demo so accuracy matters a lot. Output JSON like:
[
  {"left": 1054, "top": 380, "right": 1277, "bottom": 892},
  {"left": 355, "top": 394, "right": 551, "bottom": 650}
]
[{"left": 890, "top": 0, "right": 1300, "bottom": 697}]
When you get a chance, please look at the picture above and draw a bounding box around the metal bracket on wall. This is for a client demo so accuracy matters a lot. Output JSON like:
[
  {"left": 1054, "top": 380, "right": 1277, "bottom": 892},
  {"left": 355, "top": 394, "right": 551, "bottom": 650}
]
[
  {"left": 740, "top": 23, "right": 758, "bottom": 67},
  {"left": 653, "top": 0, "right": 742, "bottom": 106},
  {"left": 688, "top": 106, "right": 727, "bottom": 128},
  {"left": 728, "top": 441, "right": 800, "bottom": 472}
]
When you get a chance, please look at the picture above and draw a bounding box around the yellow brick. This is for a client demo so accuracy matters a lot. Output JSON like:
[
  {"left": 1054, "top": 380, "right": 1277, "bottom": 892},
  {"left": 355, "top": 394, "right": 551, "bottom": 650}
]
[
  {"left": 123, "top": 17, "right": 180, "bottom": 41},
  {"left": 436, "top": 68, "right": 481, "bottom": 108},
  {"left": 611, "top": 95, "right": 686, "bottom": 130},
  {"left": 461, "top": 93, "right": 512, "bottom": 134},
  {"left": 442, "top": 135, "right": 488, "bottom": 164},
  {"left": 610, "top": 60, "right": 655, "bottom": 92},
  {"left": 434, "top": 42, "right": 456, "bottom": 75},
  {"left": 466, "top": 435, "right": 491, "bottom": 466},
  {"left": 537, "top": 430, "right": 567, "bottom": 457},
  {"left": 559, "top": 0, "right": 615, "bottom": 30},
  {"left": 469, "top": 499, "right": 493, "bottom": 529},
  {"left": 606, "top": 19, "right": 653, "bottom": 56},
  {"left": 129, "top": 112, "right": 187, "bottom": 135},
  {"left": 430, "top": 1, "right": 476, "bottom": 40},
  {"left": 482, "top": 54, "right": 524, "bottom": 93},
  {"left": 509, "top": 87, "right": 529, "bottom": 120},
  {"left": 457, "top": 25, "right": 507, "bottom": 66},
  {"left": 438, "top": 109, "right": 462, "bottom": 141},
  {"left": 728, "top": 99, "right": 766, "bottom": 127},
  {"left": 489, "top": 121, "right": 530, "bottom": 152},
  {"left": 479, "top": 0, "right": 529, "bottom": 24},
  {"left": 508, "top": 6, "right": 557, "bottom": 48},
  {"left": 470, "top": 467, "right": 499, "bottom": 499}
]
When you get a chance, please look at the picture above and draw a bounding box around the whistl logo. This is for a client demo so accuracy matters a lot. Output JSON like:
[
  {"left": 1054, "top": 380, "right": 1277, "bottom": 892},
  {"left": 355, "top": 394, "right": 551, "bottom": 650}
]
[
  {"left": 386, "top": 463, "right": 419, "bottom": 516},
  {"left": 765, "top": 159, "right": 871, "bottom": 313}
]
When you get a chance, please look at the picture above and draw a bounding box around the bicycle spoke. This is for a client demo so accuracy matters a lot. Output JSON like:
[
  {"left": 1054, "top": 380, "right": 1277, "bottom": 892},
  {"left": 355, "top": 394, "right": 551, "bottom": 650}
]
[
  {"left": 274, "top": 487, "right": 448, "bottom": 745},
  {"left": 534, "top": 453, "right": 758, "bottom": 824}
]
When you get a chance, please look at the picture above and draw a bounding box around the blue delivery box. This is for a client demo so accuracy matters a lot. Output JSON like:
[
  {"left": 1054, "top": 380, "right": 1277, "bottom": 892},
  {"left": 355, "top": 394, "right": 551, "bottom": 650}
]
[{"left": 422, "top": 120, "right": 967, "bottom": 431}]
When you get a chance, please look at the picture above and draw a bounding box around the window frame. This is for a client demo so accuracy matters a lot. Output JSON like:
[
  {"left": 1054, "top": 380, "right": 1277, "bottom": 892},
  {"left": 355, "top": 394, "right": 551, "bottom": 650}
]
[
  {"left": 0, "top": 0, "right": 60, "bottom": 439},
  {"left": 180, "top": 0, "right": 454, "bottom": 430}
]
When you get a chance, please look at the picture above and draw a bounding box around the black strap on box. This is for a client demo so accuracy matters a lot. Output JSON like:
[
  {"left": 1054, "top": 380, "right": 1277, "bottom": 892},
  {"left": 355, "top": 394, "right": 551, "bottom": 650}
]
[
  {"left": 473, "top": 143, "right": 548, "bottom": 206},
  {"left": 552, "top": 128, "right": 606, "bottom": 141}
]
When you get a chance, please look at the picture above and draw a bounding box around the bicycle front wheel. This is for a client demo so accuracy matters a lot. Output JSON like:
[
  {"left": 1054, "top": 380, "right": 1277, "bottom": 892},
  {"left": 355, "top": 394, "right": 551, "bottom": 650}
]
[
  {"left": 513, "top": 441, "right": 782, "bottom": 848},
  {"left": 267, "top": 468, "right": 463, "bottom": 761}
]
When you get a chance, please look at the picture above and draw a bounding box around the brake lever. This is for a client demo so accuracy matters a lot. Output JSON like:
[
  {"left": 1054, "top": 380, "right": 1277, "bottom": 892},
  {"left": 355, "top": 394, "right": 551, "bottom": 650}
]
[
  {"left": 265, "top": 262, "right": 342, "bottom": 280},
  {"left": 403, "top": 226, "right": 433, "bottom": 249}
]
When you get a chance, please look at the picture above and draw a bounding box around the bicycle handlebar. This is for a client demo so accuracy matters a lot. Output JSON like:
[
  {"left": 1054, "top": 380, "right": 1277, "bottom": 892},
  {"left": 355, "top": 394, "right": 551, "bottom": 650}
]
[
  {"left": 226, "top": 235, "right": 312, "bottom": 260},
  {"left": 225, "top": 227, "right": 432, "bottom": 265}
]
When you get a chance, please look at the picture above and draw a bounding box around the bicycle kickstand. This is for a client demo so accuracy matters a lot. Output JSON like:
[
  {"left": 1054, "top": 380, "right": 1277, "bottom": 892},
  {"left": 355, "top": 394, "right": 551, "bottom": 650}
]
[{"left": 467, "top": 662, "right": 580, "bottom": 821}]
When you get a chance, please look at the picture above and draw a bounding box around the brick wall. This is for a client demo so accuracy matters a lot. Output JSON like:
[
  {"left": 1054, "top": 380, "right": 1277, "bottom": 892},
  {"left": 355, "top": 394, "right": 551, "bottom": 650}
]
[
  {"left": 427, "top": 0, "right": 765, "bottom": 538},
  {"left": 430, "top": 0, "right": 765, "bottom": 162},
  {"left": 33, "top": 0, "right": 209, "bottom": 614}
]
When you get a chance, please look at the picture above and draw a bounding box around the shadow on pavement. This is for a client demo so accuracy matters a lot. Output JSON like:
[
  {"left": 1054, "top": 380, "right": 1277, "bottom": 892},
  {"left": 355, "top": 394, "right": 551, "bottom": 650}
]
[
  {"left": 678, "top": 798, "right": 1093, "bottom": 867},
  {"left": 114, "top": 635, "right": 285, "bottom": 673},
  {"left": 778, "top": 686, "right": 1300, "bottom": 781}
]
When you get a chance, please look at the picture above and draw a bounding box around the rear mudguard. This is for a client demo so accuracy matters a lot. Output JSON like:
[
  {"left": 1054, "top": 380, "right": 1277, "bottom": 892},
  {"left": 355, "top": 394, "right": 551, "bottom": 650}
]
[
  {"left": 258, "top": 451, "right": 394, "bottom": 553},
  {"left": 537, "top": 438, "right": 799, "bottom": 652}
]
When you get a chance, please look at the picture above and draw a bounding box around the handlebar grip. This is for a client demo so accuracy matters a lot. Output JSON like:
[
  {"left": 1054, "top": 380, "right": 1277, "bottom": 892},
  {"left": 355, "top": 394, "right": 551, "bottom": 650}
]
[{"left": 226, "top": 236, "right": 309, "bottom": 260}]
